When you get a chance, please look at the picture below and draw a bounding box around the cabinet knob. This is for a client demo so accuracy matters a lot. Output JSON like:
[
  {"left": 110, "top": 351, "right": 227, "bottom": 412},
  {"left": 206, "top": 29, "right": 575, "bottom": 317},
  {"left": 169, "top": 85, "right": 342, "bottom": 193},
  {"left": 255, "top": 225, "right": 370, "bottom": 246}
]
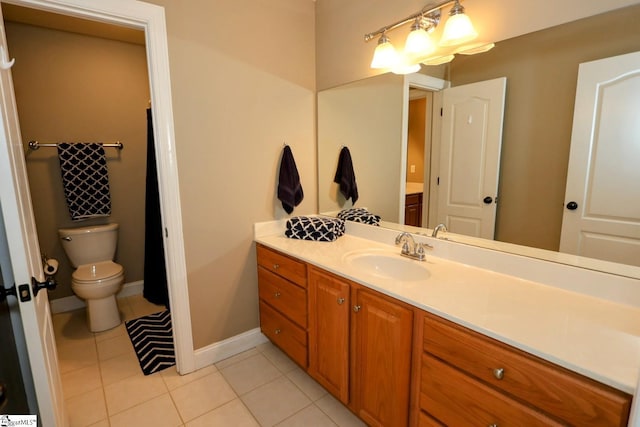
[
  {"left": 274, "top": 291, "right": 281, "bottom": 298},
  {"left": 337, "top": 297, "right": 345, "bottom": 305},
  {"left": 489, "top": 424, "right": 498, "bottom": 427},
  {"left": 274, "top": 328, "right": 281, "bottom": 335},
  {"left": 273, "top": 263, "right": 280, "bottom": 270},
  {"left": 353, "top": 305, "right": 361, "bottom": 312},
  {"left": 493, "top": 368, "right": 505, "bottom": 380}
]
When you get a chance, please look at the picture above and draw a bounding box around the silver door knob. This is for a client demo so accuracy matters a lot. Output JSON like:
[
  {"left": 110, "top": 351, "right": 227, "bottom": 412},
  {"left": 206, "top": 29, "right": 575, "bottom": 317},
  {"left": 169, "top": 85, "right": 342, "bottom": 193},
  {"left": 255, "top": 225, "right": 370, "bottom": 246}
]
[
  {"left": 337, "top": 297, "right": 345, "bottom": 305},
  {"left": 493, "top": 368, "right": 504, "bottom": 380},
  {"left": 353, "top": 305, "right": 361, "bottom": 312}
]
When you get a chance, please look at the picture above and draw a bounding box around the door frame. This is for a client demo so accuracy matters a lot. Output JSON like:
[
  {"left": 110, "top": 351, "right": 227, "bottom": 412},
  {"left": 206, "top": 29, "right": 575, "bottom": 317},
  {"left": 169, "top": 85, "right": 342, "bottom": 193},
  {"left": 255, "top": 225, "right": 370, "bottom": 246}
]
[
  {"left": 400, "top": 73, "right": 447, "bottom": 224},
  {"left": 1, "top": 0, "right": 195, "bottom": 373}
]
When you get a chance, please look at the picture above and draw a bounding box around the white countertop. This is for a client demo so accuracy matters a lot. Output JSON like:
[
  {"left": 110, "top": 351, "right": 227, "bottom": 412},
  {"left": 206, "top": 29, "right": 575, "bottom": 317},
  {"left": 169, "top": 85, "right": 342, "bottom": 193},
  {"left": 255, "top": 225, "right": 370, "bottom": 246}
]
[{"left": 255, "top": 221, "right": 640, "bottom": 396}]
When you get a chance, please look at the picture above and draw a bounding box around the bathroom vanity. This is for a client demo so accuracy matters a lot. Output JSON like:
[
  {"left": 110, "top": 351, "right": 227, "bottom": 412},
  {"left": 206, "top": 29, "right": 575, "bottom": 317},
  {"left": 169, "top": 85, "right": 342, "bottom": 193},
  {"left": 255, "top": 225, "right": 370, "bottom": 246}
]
[{"left": 254, "top": 220, "right": 639, "bottom": 427}]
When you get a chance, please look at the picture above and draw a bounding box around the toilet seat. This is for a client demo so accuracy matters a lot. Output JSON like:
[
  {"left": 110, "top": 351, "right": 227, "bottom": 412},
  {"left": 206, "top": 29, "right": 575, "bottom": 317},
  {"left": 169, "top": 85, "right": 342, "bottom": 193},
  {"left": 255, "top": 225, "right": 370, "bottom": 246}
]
[{"left": 73, "top": 261, "right": 124, "bottom": 283}]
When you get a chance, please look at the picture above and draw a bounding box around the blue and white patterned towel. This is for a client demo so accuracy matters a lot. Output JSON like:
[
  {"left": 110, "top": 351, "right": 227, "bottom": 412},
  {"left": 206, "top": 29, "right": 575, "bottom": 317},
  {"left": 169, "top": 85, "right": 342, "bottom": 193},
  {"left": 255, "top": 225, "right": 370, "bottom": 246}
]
[
  {"left": 285, "top": 216, "right": 345, "bottom": 242},
  {"left": 337, "top": 207, "right": 381, "bottom": 226},
  {"left": 57, "top": 142, "right": 112, "bottom": 221}
]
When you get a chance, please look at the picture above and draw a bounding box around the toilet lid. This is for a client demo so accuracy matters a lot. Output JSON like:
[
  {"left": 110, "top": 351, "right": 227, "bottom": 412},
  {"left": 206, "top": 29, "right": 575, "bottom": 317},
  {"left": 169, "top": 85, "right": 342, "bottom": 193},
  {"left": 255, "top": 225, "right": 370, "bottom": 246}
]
[{"left": 73, "top": 261, "right": 123, "bottom": 282}]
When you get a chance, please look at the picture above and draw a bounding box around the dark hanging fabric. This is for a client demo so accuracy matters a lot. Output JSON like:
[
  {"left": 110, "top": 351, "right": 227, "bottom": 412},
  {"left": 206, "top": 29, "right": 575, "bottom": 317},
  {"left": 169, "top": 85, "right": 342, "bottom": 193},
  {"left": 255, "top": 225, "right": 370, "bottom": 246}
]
[
  {"left": 143, "top": 108, "right": 169, "bottom": 308},
  {"left": 333, "top": 146, "right": 358, "bottom": 204},
  {"left": 277, "top": 145, "right": 304, "bottom": 214}
]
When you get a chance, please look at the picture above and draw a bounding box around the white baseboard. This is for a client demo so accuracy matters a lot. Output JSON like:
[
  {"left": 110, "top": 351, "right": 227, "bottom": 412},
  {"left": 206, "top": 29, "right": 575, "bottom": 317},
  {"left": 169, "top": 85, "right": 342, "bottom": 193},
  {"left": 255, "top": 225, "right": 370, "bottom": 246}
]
[
  {"left": 49, "top": 280, "right": 144, "bottom": 314},
  {"left": 192, "top": 328, "right": 269, "bottom": 372}
]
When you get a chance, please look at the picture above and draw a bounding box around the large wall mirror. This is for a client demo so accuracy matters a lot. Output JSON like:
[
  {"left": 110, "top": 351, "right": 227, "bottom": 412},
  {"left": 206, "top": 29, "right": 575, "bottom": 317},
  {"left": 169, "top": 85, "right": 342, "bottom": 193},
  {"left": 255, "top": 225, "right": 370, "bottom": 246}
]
[{"left": 317, "top": 4, "right": 640, "bottom": 278}]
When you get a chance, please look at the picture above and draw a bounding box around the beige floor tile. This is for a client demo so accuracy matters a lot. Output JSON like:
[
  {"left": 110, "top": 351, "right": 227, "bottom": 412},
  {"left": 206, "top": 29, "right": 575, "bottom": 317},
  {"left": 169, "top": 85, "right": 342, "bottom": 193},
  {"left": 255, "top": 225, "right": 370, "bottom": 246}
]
[
  {"left": 286, "top": 367, "right": 327, "bottom": 401},
  {"left": 103, "top": 371, "right": 167, "bottom": 415},
  {"left": 315, "top": 394, "right": 366, "bottom": 427},
  {"left": 170, "top": 372, "right": 237, "bottom": 422},
  {"left": 160, "top": 364, "right": 217, "bottom": 391},
  {"left": 87, "top": 420, "right": 110, "bottom": 427},
  {"left": 57, "top": 338, "right": 98, "bottom": 374},
  {"left": 259, "top": 343, "right": 298, "bottom": 373},
  {"left": 127, "top": 294, "right": 166, "bottom": 318},
  {"left": 185, "top": 398, "right": 259, "bottom": 427},
  {"left": 220, "top": 353, "right": 282, "bottom": 395},
  {"left": 65, "top": 388, "right": 108, "bottom": 427},
  {"left": 215, "top": 348, "right": 260, "bottom": 370},
  {"left": 109, "top": 393, "right": 182, "bottom": 427},
  {"left": 276, "top": 404, "right": 337, "bottom": 427},
  {"left": 94, "top": 322, "right": 127, "bottom": 343},
  {"left": 96, "top": 333, "right": 134, "bottom": 361},
  {"left": 241, "top": 376, "right": 311, "bottom": 427},
  {"left": 62, "top": 363, "right": 102, "bottom": 399},
  {"left": 100, "top": 351, "right": 142, "bottom": 386},
  {"left": 53, "top": 309, "right": 93, "bottom": 343},
  {"left": 117, "top": 297, "right": 137, "bottom": 321}
]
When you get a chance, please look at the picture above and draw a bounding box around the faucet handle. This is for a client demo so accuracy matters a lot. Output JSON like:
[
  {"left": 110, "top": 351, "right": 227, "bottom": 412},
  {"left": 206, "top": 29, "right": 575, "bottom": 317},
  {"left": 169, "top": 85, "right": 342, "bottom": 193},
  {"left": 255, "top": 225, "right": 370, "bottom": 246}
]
[{"left": 401, "top": 241, "right": 410, "bottom": 254}]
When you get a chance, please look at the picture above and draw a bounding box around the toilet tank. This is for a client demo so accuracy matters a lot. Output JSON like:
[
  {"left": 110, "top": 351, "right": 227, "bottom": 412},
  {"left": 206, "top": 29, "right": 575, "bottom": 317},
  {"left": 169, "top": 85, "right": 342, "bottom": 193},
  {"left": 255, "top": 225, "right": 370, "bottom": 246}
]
[{"left": 58, "top": 223, "right": 119, "bottom": 267}]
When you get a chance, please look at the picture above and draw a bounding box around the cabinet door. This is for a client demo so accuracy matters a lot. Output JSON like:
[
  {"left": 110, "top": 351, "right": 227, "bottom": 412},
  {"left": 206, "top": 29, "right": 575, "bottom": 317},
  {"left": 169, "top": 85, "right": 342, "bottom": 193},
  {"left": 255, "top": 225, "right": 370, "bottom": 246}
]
[
  {"left": 351, "top": 285, "right": 413, "bottom": 427},
  {"left": 308, "top": 267, "right": 350, "bottom": 403}
]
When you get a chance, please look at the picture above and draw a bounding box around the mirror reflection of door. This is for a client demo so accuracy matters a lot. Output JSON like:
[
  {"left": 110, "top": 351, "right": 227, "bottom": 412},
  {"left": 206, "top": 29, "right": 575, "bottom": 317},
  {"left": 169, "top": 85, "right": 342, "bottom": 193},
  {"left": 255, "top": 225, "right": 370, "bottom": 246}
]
[
  {"left": 560, "top": 51, "right": 640, "bottom": 266},
  {"left": 436, "top": 77, "right": 507, "bottom": 239}
]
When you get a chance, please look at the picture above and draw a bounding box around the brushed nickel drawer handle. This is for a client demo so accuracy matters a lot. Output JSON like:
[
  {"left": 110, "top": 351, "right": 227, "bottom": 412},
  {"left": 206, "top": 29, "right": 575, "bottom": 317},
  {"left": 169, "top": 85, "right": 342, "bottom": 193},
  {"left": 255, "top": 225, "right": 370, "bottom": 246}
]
[
  {"left": 337, "top": 297, "right": 345, "bottom": 305},
  {"left": 493, "top": 368, "right": 504, "bottom": 380},
  {"left": 274, "top": 328, "right": 281, "bottom": 335},
  {"left": 489, "top": 424, "right": 498, "bottom": 427},
  {"left": 273, "top": 263, "right": 280, "bottom": 270},
  {"left": 274, "top": 291, "right": 281, "bottom": 298},
  {"left": 353, "top": 305, "right": 361, "bottom": 312}
]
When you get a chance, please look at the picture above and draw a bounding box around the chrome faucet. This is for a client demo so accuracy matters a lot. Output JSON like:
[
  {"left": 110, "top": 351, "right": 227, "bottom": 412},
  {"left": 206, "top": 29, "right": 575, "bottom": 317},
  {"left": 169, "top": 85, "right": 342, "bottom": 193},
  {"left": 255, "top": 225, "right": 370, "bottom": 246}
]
[
  {"left": 432, "top": 223, "right": 448, "bottom": 238},
  {"left": 395, "top": 232, "right": 427, "bottom": 261}
]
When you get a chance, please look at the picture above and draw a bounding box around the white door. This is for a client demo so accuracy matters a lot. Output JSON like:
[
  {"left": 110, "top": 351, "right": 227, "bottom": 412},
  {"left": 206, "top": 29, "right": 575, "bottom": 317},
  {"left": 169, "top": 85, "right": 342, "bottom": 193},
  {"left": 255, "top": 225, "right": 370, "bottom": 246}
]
[
  {"left": 436, "top": 77, "right": 507, "bottom": 239},
  {"left": 559, "top": 51, "right": 640, "bottom": 266},
  {"left": 0, "top": 12, "right": 66, "bottom": 426}
]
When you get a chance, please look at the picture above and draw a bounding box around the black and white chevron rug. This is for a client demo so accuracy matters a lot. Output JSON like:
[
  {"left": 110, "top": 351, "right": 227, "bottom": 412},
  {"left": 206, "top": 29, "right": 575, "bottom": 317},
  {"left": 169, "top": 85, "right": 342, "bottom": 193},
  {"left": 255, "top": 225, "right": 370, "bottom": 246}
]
[{"left": 125, "top": 310, "right": 175, "bottom": 375}]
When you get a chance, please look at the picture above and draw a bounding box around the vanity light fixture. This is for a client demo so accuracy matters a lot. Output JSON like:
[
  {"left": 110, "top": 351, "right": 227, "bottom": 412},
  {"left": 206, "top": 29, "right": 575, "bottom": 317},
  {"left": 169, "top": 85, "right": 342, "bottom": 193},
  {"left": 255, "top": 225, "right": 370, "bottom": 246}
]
[{"left": 365, "top": 0, "right": 492, "bottom": 74}]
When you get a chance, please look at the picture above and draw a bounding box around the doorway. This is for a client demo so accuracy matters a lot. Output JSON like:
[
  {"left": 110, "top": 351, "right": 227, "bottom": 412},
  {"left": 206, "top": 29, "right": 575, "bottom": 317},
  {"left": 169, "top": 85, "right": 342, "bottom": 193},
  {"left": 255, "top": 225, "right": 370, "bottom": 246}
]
[{"left": 0, "top": 0, "right": 192, "bottom": 423}]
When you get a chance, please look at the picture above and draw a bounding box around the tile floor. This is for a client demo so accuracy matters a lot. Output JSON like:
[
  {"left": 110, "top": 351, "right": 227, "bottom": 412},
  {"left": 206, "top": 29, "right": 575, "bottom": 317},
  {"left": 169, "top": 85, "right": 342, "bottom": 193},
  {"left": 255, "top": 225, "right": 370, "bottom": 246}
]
[{"left": 53, "top": 294, "right": 366, "bottom": 427}]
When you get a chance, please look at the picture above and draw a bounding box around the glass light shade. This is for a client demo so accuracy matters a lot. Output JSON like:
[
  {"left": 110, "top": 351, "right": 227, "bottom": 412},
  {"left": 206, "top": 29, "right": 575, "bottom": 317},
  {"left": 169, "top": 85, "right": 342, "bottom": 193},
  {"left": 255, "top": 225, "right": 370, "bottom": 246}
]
[
  {"left": 440, "top": 12, "right": 478, "bottom": 46},
  {"left": 404, "top": 28, "right": 436, "bottom": 58},
  {"left": 370, "top": 36, "right": 399, "bottom": 69},
  {"left": 421, "top": 54, "right": 455, "bottom": 66},
  {"left": 392, "top": 62, "right": 421, "bottom": 75},
  {"left": 456, "top": 42, "right": 495, "bottom": 55}
]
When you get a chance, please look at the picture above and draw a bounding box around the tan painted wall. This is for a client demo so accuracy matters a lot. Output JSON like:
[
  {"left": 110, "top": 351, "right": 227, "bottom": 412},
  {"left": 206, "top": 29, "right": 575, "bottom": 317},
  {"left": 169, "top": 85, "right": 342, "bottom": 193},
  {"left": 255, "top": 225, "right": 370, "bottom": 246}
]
[
  {"left": 407, "top": 98, "right": 425, "bottom": 184},
  {"left": 449, "top": 5, "right": 640, "bottom": 251},
  {"left": 7, "top": 22, "right": 150, "bottom": 299},
  {"left": 316, "top": 0, "right": 640, "bottom": 90},
  {"left": 142, "top": 0, "right": 317, "bottom": 349}
]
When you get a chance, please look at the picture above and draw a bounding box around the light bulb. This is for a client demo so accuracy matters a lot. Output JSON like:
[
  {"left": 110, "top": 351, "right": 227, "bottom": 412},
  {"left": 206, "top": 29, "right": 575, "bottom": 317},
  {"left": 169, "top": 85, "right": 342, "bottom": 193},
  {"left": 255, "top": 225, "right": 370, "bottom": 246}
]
[
  {"left": 440, "top": 1, "right": 478, "bottom": 47},
  {"left": 405, "top": 27, "right": 436, "bottom": 58},
  {"left": 370, "top": 34, "right": 399, "bottom": 69}
]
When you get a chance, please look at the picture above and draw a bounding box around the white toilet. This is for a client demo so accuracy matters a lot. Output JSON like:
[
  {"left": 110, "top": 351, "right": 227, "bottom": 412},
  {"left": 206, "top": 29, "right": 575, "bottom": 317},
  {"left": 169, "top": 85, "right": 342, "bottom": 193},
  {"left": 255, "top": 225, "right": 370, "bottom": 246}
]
[{"left": 58, "top": 223, "right": 125, "bottom": 332}]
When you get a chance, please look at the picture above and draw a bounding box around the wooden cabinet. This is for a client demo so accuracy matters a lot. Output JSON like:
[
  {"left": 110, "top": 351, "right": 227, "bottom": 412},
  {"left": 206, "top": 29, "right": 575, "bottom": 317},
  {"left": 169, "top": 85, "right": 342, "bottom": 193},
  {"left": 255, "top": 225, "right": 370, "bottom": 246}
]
[
  {"left": 256, "top": 244, "right": 308, "bottom": 368},
  {"left": 256, "top": 244, "right": 633, "bottom": 427},
  {"left": 418, "top": 311, "right": 633, "bottom": 427},
  {"left": 308, "top": 267, "right": 350, "bottom": 403},
  {"left": 307, "top": 266, "right": 414, "bottom": 427},
  {"left": 351, "top": 284, "right": 413, "bottom": 427},
  {"left": 405, "top": 192, "right": 423, "bottom": 227}
]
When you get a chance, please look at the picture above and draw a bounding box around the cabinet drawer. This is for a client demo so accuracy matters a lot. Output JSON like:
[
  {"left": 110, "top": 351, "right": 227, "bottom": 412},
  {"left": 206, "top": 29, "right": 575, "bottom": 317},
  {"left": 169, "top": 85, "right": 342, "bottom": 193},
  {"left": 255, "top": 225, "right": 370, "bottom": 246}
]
[
  {"left": 257, "top": 244, "right": 307, "bottom": 288},
  {"left": 423, "top": 313, "right": 632, "bottom": 426},
  {"left": 258, "top": 267, "right": 307, "bottom": 327},
  {"left": 421, "top": 354, "right": 562, "bottom": 427},
  {"left": 405, "top": 192, "right": 422, "bottom": 205},
  {"left": 418, "top": 411, "right": 444, "bottom": 427},
  {"left": 260, "top": 301, "right": 307, "bottom": 368}
]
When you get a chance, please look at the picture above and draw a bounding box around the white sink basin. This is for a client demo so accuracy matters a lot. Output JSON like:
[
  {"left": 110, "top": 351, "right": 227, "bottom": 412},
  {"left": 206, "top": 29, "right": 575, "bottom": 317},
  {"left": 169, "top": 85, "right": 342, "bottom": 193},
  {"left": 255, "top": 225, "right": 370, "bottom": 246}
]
[{"left": 343, "top": 248, "right": 430, "bottom": 281}]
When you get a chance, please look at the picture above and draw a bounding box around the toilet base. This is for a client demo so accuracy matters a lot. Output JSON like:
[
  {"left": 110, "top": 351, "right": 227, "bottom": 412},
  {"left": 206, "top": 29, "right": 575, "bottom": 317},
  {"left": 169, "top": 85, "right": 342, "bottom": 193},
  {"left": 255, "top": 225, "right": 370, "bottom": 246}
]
[{"left": 86, "top": 294, "right": 121, "bottom": 332}]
